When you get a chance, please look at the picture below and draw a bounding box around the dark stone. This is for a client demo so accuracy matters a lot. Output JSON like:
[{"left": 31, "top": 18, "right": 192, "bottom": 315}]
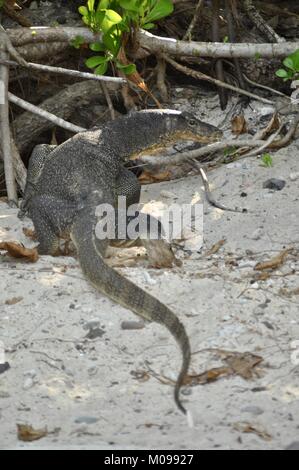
[
  {"left": 0, "top": 362, "right": 10, "bottom": 375},
  {"left": 263, "top": 178, "right": 286, "bottom": 191}
]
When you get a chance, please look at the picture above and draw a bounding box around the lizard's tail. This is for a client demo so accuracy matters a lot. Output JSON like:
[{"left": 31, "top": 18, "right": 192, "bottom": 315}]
[{"left": 71, "top": 210, "right": 191, "bottom": 414}]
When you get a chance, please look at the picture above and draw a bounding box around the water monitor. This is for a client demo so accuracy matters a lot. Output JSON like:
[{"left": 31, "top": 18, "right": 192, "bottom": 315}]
[{"left": 20, "top": 109, "right": 221, "bottom": 413}]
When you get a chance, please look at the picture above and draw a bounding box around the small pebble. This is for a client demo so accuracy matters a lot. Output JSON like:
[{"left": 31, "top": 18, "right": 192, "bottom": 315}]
[
  {"left": 143, "top": 272, "right": 157, "bottom": 285},
  {"left": 74, "top": 416, "right": 99, "bottom": 425},
  {"left": 23, "top": 369, "right": 37, "bottom": 379},
  {"left": 289, "top": 172, "right": 299, "bottom": 181},
  {"left": 121, "top": 320, "right": 145, "bottom": 330},
  {"left": 251, "top": 228, "right": 263, "bottom": 240},
  {"left": 263, "top": 178, "right": 286, "bottom": 191},
  {"left": 83, "top": 318, "right": 101, "bottom": 331},
  {"left": 241, "top": 406, "right": 264, "bottom": 416},
  {"left": 88, "top": 366, "right": 98, "bottom": 376},
  {"left": 23, "top": 377, "right": 34, "bottom": 390},
  {"left": 160, "top": 190, "right": 177, "bottom": 199},
  {"left": 238, "top": 260, "right": 256, "bottom": 268}
]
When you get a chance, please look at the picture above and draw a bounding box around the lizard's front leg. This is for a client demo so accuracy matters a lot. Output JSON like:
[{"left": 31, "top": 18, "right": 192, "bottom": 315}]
[{"left": 19, "top": 144, "right": 57, "bottom": 219}]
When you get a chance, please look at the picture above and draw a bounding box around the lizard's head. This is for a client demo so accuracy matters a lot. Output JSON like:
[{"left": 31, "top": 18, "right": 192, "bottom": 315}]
[{"left": 163, "top": 109, "right": 222, "bottom": 144}]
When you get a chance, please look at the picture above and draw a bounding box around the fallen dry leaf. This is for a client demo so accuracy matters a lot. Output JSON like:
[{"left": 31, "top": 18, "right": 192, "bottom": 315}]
[
  {"left": 279, "top": 286, "right": 299, "bottom": 298},
  {"left": 144, "top": 239, "right": 182, "bottom": 268},
  {"left": 131, "top": 370, "right": 151, "bottom": 383},
  {"left": 224, "top": 352, "right": 263, "bottom": 380},
  {"left": 231, "top": 115, "right": 247, "bottom": 135},
  {"left": 5, "top": 296, "right": 23, "bottom": 305},
  {"left": 233, "top": 422, "right": 272, "bottom": 441},
  {"left": 258, "top": 112, "right": 280, "bottom": 140},
  {"left": 138, "top": 170, "right": 171, "bottom": 184},
  {"left": 185, "top": 367, "right": 233, "bottom": 386},
  {"left": 17, "top": 424, "right": 48, "bottom": 442},
  {"left": 22, "top": 227, "right": 37, "bottom": 240},
  {"left": 0, "top": 242, "right": 39, "bottom": 262},
  {"left": 206, "top": 239, "right": 226, "bottom": 256},
  {"left": 253, "top": 272, "right": 271, "bottom": 281},
  {"left": 254, "top": 249, "right": 292, "bottom": 271}
]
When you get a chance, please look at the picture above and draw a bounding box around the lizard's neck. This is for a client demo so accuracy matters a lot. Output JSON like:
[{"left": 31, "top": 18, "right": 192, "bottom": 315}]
[{"left": 102, "top": 110, "right": 183, "bottom": 158}]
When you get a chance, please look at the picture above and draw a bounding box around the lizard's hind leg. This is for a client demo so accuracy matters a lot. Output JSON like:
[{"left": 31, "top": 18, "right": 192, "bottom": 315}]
[{"left": 29, "top": 194, "right": 76, "bottom": 255}]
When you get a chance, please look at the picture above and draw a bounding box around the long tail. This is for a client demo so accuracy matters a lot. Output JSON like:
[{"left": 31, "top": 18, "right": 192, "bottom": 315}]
[{"left": 71, "top": 209, "right": 191, "bottom": 413}]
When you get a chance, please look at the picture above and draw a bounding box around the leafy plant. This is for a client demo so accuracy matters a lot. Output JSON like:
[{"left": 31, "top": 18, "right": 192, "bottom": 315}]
[
  {"left": 261, "top": 153, "right": 273, "bottom": 167},
  {"left": 70, "top": 35, "right": 86, "bottom": 49},
  {"left": 276, "top": 49, "right": 299, "bottom": 81},
  {"left": 78, "top": 0, "right": 173, "bottom": 75}
]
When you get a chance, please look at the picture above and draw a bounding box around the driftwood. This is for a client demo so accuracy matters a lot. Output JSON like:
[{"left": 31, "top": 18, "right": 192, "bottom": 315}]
[{"left": 5, "top": 27, "right": 299, "bottom": 62}]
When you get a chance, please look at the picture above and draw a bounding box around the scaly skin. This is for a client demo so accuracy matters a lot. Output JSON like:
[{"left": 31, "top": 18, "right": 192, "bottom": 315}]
[{"left": 23, "top": 109, "right": 221, "bottom": 413}]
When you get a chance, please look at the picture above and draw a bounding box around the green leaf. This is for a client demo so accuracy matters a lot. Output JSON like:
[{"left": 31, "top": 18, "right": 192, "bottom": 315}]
[
  {"left": 89, "top": 41, "right": 106, "bottom": 51},
  {"left": 275, "top": 69, "right": 289, "bottom": 78},
  {"left": 142, "top": 22, "right": 155, "bottom": 30},
  {"left": 283, "top": 57, "right": 295, "bottom": 70},
  {"left": 78, "top": 6, "right": 89, "bottom": 16},
  {"left": 98, "top": 0, "right": 111, "bottom": 9},
  {"left": 119, "top": 0, "right": 140, "bottom": 12},
  {"left": 70, "top": 35, "right": 85, "bottom": 49},
  {"left": 143, "top": 0, "right": 173, "bottom": 24},
  {"left": 95, "top": 62, "right": 108, "bottom": 75},
  {"left": 261, "top": 153, "right": 273, "bottom": 167},
  {"left": 101, "top": 9, "right": 123, "bottom": 33},
  {"left": 116, "top": 63, "right": 137, "bottom": 75},
  {"left": 103, "top": 36, "right": 121, "bottom": 56},
  {"left": 287, "top": 49, "right": 299, "bottom": 71},
  {"left": 88, "top": 0, "right": 95, "bottom": 12},
  {"left": 85, "top": 55, "right": 108, "bottom": 68}
]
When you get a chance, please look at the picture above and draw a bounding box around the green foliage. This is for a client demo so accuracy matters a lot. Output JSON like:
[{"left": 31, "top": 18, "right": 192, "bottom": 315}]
[
  {"left": 276, "top": 49, "right": 299, "bottom": 81},
  {"left": 70, "top": 35, "right": 86, "bottom": 49},
  {"left": 261, "top": 153, "right": 273, "bottom": 167},
  {"left": 78, "top": 0, "right": 173, "bottom": 75},
  {"left": 0, "top": 0, "right": 5, "bottom": 8}
]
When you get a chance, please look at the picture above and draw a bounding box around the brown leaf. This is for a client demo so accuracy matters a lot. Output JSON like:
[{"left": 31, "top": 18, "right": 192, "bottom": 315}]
[
  {"left": 22, "top": 227, "right": 37, "bottom": 240},
  {"left": 258, "top": 112, "right": 280, "bottom": 139},
  {"left": 0, "top": 242, "right": 39, "bottom": 262},
  {"left": 138, "top": 170, "right": 171, "bottom": 183},
  {"left": 233, "top": 422, "right": 272, "bottom": 441},
  {"left": 186, "top": 350, "right": 264, "bottom": 387},
  {"left": 254, "top": 249, "right": 292, "bottom": 271},
  {"left": 145, "top": 239, "right": 182, "bottom": 268},
  {"left": 224, "top": 352, "right": 263, "bottom": 380},
  {"left": 279, "top": 286, "right": 299, "bottom": 298},
  {"left": 5, "top": 296, "right": 23, "bottom": 305},
  {"left": 131, "top": 370, "right": 150, "bottom": 382},
  {"left": 17, "top": 424, "right": 48, "bottom": 442},
  {"left": 185, "top": 367, "right": 233, "bottom": 386},
  {"left": 206, "top": 239, "right": 226, "bottom": 256},
  {"left": 231, "top": 115, "right": 247, "bottom": 135}
]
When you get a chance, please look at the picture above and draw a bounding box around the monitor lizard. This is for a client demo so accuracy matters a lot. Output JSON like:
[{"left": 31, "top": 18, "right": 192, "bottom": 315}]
[{"left": 19, "top": 109, "right": 221, "bottom": 413}]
